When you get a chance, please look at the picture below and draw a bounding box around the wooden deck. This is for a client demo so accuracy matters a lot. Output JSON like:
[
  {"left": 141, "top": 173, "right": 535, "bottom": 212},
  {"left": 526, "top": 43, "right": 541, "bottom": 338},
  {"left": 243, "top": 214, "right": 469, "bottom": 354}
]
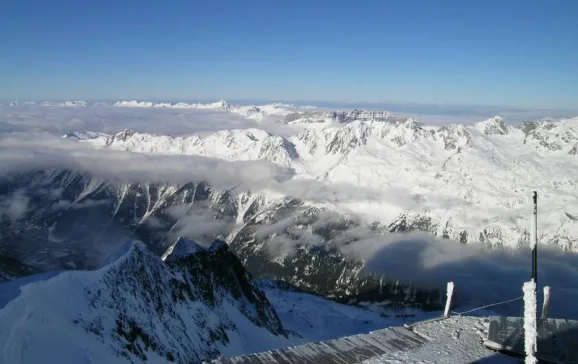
[
  {"left": 211, "top": 326, "right": 429, "bottom": 364},
  {"left": 484, "top": 316, "right": 578, "bottom": 364}
]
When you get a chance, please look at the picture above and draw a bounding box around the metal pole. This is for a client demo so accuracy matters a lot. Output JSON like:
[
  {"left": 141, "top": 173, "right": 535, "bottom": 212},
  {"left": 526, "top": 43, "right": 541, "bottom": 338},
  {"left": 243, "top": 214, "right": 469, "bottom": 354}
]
[{"left": 531, "top": 191, "right": 538, "bottom": 285}]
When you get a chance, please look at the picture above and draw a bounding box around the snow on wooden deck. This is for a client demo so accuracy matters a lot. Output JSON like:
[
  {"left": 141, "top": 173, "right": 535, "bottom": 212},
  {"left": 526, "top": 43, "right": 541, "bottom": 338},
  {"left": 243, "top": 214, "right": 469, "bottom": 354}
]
[
  {"left": 213, "top": 316, "right": 520, "bottom": 364},
  {"left": 210, "top": 326, "right": 428, "bottom": 364}
]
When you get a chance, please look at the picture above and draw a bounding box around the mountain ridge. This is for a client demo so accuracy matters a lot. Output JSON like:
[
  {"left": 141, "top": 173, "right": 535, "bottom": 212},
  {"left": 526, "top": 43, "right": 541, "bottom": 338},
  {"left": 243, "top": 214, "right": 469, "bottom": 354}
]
[
  {"left": 0, "top": 238, "right": 294, "bottom": 364},
  {"left": 58, "top": 112, "right": 578, "bottom": 253}
]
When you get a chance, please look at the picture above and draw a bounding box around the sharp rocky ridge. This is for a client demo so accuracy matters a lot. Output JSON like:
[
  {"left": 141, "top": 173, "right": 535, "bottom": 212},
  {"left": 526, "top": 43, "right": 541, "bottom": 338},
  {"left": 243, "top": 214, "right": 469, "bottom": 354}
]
[{"left": 0, "top": 238, "right": 294, "bottom": 364}]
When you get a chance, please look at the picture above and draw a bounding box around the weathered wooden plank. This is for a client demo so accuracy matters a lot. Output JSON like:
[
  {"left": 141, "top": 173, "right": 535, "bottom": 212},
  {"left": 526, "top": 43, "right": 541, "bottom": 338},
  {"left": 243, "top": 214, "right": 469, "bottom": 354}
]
[
  {"left": 338, "top": 336, "right": 383, "bottom": 362},
  {"left": 316, "top": 341, "right": 350, "bottom": 364},
  {"left": 299, "top": 342, "right": 336, "bottom": 364},
  {"left": 370, "top": 329, "right": 410, "bottom": 352},
  {"left": 286, "top": 344, "right": 320, "bottom": 363},
  {"left": 212, "top": 326, "right": 428, "bottom": 364},
  {"left": 265, "top": 349, "right": 293, "bottom": 364},
  {"left": 322, "top": 338, "right": 359, "bottom": 362},
  {"left": 357, "top": 333, "right": 400, "bottom": 353}
]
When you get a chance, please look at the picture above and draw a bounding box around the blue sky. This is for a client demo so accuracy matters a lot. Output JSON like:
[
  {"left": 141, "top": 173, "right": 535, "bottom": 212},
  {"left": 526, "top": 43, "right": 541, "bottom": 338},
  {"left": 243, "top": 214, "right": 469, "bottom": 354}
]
[{"left": 1, "top": 0, "right": 577, "bottom": 109}]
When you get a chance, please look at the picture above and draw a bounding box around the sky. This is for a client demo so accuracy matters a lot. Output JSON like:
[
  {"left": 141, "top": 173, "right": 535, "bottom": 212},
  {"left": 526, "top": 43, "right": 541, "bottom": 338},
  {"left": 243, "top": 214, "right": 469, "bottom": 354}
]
[{"left": 1, "top": 0, "right": 577, "bottom": 109}]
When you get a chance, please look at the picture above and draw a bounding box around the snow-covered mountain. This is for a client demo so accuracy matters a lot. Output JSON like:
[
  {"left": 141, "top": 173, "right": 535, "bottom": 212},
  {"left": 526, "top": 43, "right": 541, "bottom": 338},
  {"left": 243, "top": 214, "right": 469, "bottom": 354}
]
[
  {"left": 6, "top": 100, "right": 89, "bottom": 108},
  {"left": 113, "top": 100, "right": 311, "bottom": 120},
  {"left": 284, "top": 109, "right": 409, "bottom": 124},
  {"left": 57, "top": 100, "right": 88, "bottom": 107},
  {"left": 473, "top": 116, "right": 510, "bottom": 135},
  {"left": 521, "top": 117, "right": 578, "bottom": 154},
  {"left": 0, "top": 236, "right": 416, "bottom": 364},
  {"left": 60, "top": 112, "right": 578, "bottom": 252},
  {"left": 3, "top": 107, "right": 578, "bottom": 321},
  {"left": 0, "top": 238, "right": 294, "bottom": 364},
  {"left": 66, "top": 128, "right": 298, "bottom": 167},
  {"left": 0, "top": 168, "right": 436, "bottom": 309}
]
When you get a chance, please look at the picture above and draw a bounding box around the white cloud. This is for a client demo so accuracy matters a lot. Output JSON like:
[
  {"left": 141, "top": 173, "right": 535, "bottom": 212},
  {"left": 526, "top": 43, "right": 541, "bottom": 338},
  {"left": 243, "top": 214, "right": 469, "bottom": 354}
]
[
  {"left": 0, "top": 105, "right": 298, "bottom": 137},
  {"left": 0, "top": 133, "right": 293, "bottom": 191},
  {"left": 165, "top": 205, "right": 234, "bottom": 246},
  {"left": 0, "top": 190, "right": 29, "bottom": 222}
]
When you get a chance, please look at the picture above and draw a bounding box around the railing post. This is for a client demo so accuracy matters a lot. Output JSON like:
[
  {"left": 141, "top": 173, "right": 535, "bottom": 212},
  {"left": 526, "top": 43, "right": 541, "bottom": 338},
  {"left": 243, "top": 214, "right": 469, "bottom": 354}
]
[
  {"left": 523, "top": 279, "right": 538, "bottom": 364},
  {"left": 443, "top": 281, "right": 455, "bottom": 317},
  {"left": 541, "top": 286, "right": 551, "bottom": 320},
  {"left": 531, "top": 191, "right": 538, "bottom": 285}
]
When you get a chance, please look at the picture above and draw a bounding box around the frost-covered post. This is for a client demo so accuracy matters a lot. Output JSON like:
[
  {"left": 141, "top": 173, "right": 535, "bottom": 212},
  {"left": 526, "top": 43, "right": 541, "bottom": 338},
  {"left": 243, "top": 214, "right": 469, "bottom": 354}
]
[
  {"left": 531, "top": 191, "right": 538, "bottom": 284},
  {"left": 541, "top": 286, "right": 551, "bottom": 320},
  {"left": 443, "top": 281, "right": 455, "bottom": 317},
  {"left": 523, "top": 279, "right": 538, "bottom": 364}
]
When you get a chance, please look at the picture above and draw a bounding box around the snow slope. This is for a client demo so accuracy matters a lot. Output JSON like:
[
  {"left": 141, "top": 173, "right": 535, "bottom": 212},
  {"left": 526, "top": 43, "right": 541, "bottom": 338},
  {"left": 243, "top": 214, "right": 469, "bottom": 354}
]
[
  {"left": 0, "top": 239, "right": 294, "bottom": 364},
  {"left": 257, "top": 280, "right": 426, "bottom": 342},
  {"left": 0, "top": 238, "right": 424, "bottom": 364}
]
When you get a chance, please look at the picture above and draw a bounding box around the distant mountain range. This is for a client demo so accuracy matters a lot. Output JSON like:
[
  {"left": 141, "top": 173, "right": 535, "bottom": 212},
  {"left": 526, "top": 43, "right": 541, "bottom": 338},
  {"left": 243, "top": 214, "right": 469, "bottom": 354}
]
[
  {"left": 63, "top": 107, "right": 578, "bottom": 251},
  {"left": 2, "top": 102, "right": 578, "bottom": 313}
]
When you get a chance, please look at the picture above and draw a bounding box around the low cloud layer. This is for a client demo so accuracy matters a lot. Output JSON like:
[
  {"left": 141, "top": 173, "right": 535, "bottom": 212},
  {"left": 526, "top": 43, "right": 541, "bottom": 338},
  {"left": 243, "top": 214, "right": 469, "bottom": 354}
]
[
  {"left": 256, "top": 211, "right": 578, "bottom": 319},
  {"left": 164, "top": 205, "right": 234, "bottom": 247},
  {"left": 2, "top": 104, "right": 578, "bottom": 319},
  {"left": 348, "top": 232, "right": 578, "bottom": 319},
  {"left": 0, "top": 105, "right": 297, "bottom": 137},
  {"left": 0, "top": 190, "right": 30, "bottom": 223},
  {"left": 0, "top": 133, "right": 293, "bottom": 191},
  {"left": 0, "top": 133, "right": 417, "bottom": 212}
]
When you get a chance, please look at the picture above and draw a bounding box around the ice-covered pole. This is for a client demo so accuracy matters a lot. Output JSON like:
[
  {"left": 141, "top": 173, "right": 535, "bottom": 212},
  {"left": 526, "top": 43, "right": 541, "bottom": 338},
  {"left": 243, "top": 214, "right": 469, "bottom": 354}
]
[
  {"left": 541, "top": 286, "right": 551, "bottom": 320},
  {"left": 443, "top": 282, "right": 454, "bottom": 317},
  {"left": 531, "top": 191, "right": 538, "bottom": 284},
  {"left": 523, "top": 279, "right": 538, "bottom": 364}
]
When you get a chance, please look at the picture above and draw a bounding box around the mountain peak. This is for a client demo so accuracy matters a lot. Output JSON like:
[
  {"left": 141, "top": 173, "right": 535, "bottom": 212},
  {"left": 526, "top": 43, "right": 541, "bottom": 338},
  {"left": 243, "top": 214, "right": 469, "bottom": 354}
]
[
  {"left": 161, "top": 237, "right": 204, "bottom": 262},
  {"left": 208, "top": 238, "right": 228, "bottom": 252},
  {"left": 161, "top": 238, "right": 229, "bottom": 262},
  {"left": 393, "top": 117, "right": 422, "bottom": 131},
  {"left": 58, "top": 100, "right": 88, "bottom": 107},
  {"left": 475, "top": 116, "right": 509, "bottom": 135},
  {"left": 284, "top": 109, "right": 407, "bottom": 125},
  {"left": 0, "top": 238, "right": 289, "bottom": 363},
  {"left": 107, "top": 129, "right": 137, "bottom": 144}
]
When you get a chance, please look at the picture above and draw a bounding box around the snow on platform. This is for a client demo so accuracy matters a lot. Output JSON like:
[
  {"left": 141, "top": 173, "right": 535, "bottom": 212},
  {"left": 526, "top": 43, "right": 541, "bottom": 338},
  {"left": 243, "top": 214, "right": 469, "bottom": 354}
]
[
  {"left": 210, "top": 326, "right": 427, "bottom": 363},
  {"left": 212, "top": 317, "right": 517, "bottom": 364},
  {"left": 485, "top": 316, "right": 578, "bottom": 364}
]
